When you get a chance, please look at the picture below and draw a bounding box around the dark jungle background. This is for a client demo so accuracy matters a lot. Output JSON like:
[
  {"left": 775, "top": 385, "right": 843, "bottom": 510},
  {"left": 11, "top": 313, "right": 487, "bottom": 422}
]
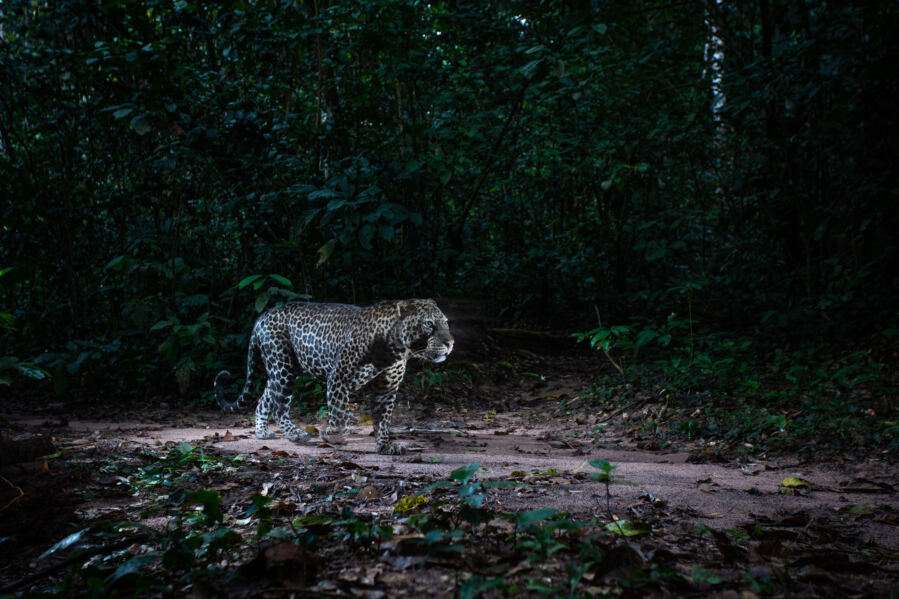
[{"left": 1, "top": 1, "right": 897, "bottom": 439}]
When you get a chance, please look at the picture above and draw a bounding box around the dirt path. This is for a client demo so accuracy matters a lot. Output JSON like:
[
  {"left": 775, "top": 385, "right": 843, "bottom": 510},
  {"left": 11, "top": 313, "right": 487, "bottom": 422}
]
[
  {"left": 2, "top": 340, "right": 897, "bottom": 596},
  {"left": 10, "top": 403, "right": 896, "bottom": 549}
]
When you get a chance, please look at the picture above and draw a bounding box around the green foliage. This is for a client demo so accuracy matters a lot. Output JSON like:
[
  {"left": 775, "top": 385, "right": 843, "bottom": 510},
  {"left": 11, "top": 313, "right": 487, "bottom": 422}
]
[
  {"left": 332, "top": 506, "right": 394, "bottom": 552},
  {"left": 581, "top": 314, "right": 899, "bottom": 452},
  {"left": 0, "top": 355, "right": 48, "bottom": 386},
  {"left": 1, "top": 0, "right": 897, "bottom": 401},
  {"left": 459, "top": 575, "right": 507, "bottom": 599}
]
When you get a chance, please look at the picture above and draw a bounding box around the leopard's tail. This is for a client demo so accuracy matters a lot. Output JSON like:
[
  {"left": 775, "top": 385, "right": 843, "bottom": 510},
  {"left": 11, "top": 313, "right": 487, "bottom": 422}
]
[{"left": 215, "top": 331, "right": 261, "bottom": 412}]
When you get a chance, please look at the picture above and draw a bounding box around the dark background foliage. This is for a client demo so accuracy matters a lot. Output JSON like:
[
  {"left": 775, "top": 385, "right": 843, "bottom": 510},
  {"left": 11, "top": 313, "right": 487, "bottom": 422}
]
[{"left": 1, "top": 0, "right": 897, "bottom": 400}]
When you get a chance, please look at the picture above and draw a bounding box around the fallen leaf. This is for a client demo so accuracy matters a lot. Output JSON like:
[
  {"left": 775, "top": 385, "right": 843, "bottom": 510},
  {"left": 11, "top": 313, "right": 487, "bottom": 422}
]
[
  {"left": 779, "top": 477, "right": 811, "bottom": 495},
  {"left": 781, "top": 477, "right": 809, "bottom": 488},
  {"left": 222, "top": 430, "right": 236, "bottom": 442},
  {"left": 358, "top": 485, "right": 379, "bottom": 500},
  {"left": 394, "top": 495, "right": 428, "bottom": 513},
  {"left": 838, "top": 478, "right": 893, "bottom": 494},
  {"left": 340, "top": 563, "right": 384, "bottom": 587},
  {"left": 846, "top": 504, "right": 874, "bottom": 516},
  {"left": 211, "top": 482, "right": 239, "bottom": 492},
  {"left": 381, "top": 555, "right": 425, "bottom": 570},
  {"left": 740, "top": 464, "right": 763, "bottom": 476},
  {"left": 605, "top": 519, "right": 651, "bottom": 536}
]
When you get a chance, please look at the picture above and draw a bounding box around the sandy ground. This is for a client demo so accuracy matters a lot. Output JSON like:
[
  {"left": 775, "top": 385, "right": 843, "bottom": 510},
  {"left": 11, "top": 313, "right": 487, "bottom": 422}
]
[{"left": 13, "top": 408, "right": 895, "bottom": 549}]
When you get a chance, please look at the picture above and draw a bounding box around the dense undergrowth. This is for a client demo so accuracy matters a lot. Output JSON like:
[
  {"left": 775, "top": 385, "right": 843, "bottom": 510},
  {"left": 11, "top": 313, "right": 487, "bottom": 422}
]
[
  {"left": 2, "top": 444, "right": 893, "bottom": 598},
  {"left": 2, "top": 1, "right": 898, "bottom": 407},
  {"left": 576, "top": 314, "right": 899, "bottom": 456}
]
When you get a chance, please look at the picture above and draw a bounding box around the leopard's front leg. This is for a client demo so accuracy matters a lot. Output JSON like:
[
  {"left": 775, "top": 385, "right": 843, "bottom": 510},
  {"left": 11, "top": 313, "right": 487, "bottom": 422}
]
[
  {"left": 374, "top": 391, "right": 405, "bottom": 455},
  {"left": 321, "top": 381, "right": 352, "bottom": 445},
  {"left": 372, "top": 362, "right": 407, "bottom": 455}
]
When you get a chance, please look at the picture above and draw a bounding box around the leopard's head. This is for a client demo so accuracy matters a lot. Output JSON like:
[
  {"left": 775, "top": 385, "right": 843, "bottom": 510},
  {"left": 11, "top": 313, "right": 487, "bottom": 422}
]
[{"left": 394, "top": 299, "right": 454, "bottom": 363}]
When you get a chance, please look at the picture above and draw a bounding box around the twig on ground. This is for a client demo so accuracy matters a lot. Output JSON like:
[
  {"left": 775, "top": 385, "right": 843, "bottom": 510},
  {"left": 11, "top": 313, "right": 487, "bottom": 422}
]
[{"left": 0, "top": 474, "right": 24, "bottom": 512}]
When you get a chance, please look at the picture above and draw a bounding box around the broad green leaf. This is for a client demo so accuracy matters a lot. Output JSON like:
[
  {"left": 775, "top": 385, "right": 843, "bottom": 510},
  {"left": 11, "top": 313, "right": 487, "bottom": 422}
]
[
  {"left": 113, "top": 107, "right": 133, "bottom": 120},
  {"left": 246, "top": 493, "right": 273, "bottom": 517},
  {"left": 16, "top": 364, "right": 48, "bottom": 380},
  {"left": 237, "top": 274, "right": 263, "bottom": 289},
  {"left": 513, "top": 508, "right": 557, "bottom": 526},
  {"left": 691, "top": 564, "right": 724, "bottom": 584},
  {"left": 450, "top": 462, "right": 480, "bottom": 484},
  {"left": 635, "top": 329, "right": 658, "bottom": 347},
  {"left": 105, "top": 255, "right": 126, "bottom": 270},
  {"left": 589, "top": 459, "right": 615, "bottom": 474},
  {"left": 461, "top": 490, "right": 484, "bottom": 508},
  {"left": 309, "top": 188, "right": 339, "bottom": 200},
  {"left": 130, "top": 114, "right": 153, "bottom": 135},
  {"left": 187, "top": 489, "right": 223, "bottom": 525},
  {"left": 106, "top": 554, "right": 158, "bottom": 586},
  {"left": 150, "top": 320, "right": 173, "bottom": 331},
  {"left": 269, "top": 274, "right": 292, "bottom": 287},
  {"left": 459, "top": 575, "right": 506, "bottom": 599},
  {"left": 37, "top": 528, "right": 90, "bottom": 562}
]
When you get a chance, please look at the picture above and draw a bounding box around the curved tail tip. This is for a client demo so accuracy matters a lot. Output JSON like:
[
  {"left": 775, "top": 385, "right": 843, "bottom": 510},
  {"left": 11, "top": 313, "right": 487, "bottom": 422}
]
[
  {"left": 214, "top": 371, "right": 236, "bottom": 411},
  {"left": 214, "top": 370, "right": 233, "bottom": 387}
]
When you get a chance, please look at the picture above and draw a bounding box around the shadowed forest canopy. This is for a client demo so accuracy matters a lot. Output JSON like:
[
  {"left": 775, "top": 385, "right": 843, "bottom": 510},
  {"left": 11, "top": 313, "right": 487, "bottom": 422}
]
[{"left": 1, "top": 0, "right": 897, "bottom": 399}]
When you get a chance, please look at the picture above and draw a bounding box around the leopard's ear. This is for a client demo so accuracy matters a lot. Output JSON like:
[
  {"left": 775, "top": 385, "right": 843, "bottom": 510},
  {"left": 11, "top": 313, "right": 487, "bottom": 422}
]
[{"left": 396, "top": 300, "right": 411, "bottom": 319}]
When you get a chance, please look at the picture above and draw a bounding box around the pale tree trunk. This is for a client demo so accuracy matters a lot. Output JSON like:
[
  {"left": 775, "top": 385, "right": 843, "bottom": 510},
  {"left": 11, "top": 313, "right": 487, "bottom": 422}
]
[{"left": 704, "top": 0, "right": 726, "bottom": 129}]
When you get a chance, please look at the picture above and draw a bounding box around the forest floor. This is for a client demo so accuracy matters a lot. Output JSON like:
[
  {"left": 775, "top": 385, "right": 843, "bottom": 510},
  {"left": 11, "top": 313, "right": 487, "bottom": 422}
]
[{"left": 1, "top": 332, "right": 897, "bottom": 597}]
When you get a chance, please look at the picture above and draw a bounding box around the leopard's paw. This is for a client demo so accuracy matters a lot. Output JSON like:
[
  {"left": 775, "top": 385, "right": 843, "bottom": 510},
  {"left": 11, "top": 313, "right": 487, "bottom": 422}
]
[
  {"left": 255, "top": 429, "right": 276, "bottom": 440},
  {"left": 286, "top": 429, "right": 310, "bottom": 443},
  {"left": 320, "top": 430, "right": 348, "bottom": 445},
  {"left": 378, "top": 442, "right": 407, "bottom": 455}
]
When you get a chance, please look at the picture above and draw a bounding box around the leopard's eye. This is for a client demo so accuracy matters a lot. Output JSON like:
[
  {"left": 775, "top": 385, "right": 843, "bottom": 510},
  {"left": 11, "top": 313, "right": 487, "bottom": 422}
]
[{"left": 422, "top": 320, "right": 434, "bottom": 332}]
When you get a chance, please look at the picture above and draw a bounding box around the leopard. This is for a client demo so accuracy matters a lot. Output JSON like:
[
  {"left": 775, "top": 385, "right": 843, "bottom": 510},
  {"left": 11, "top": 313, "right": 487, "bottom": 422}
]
[{"left": 214, "top": 299, "right": 454, "bottom": 455}]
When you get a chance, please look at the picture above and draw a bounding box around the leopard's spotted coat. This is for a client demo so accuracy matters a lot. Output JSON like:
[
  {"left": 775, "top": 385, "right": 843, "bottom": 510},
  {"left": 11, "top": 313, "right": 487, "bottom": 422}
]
[{"left": 215, "top": 299, "right": 454, "bottom": 454}]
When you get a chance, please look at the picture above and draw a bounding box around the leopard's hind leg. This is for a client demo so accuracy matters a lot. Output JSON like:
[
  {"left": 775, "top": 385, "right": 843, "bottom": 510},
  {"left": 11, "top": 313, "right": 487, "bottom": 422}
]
[
  {"left": 254, "top": 385, "right": 278, "bottom": 440},
  {"left": 273, "top": 383, "right": 310, "bottom": 443},
  {"left": 257, "top": 379, "right": 308, "bottom": 441},
  {"left": 255, "top": 338, "right": 308, "bottom": 442}
]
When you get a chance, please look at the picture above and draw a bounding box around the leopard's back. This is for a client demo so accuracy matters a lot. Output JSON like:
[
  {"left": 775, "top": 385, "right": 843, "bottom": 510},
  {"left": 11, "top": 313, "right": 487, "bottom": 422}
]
[{"left": 254, "top": 302, "right": 364, "bottom": 379}]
